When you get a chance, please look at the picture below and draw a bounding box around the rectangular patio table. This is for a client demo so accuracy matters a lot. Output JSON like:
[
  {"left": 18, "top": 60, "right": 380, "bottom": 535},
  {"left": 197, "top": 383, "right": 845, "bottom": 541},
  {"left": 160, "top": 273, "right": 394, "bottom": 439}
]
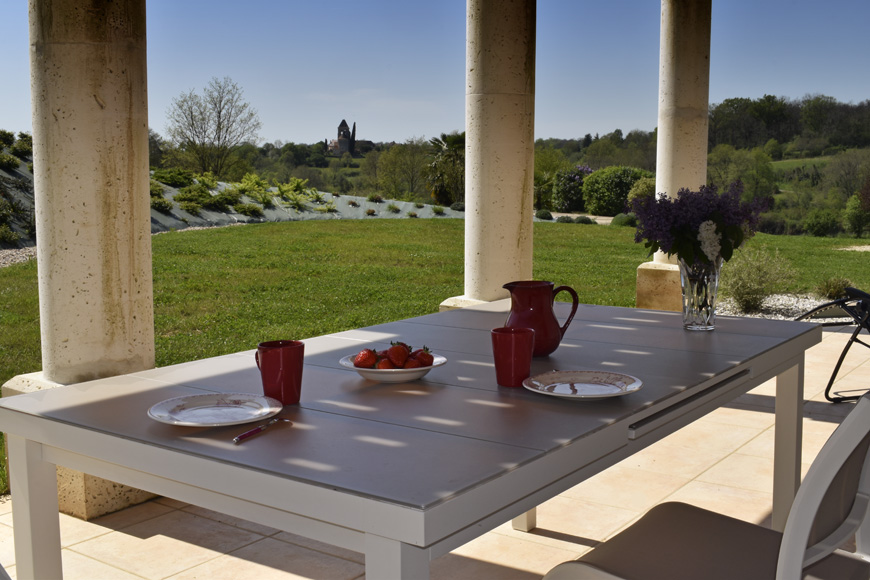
[{"left": 0, "top": 301, "right": 821, "bottom": 579}]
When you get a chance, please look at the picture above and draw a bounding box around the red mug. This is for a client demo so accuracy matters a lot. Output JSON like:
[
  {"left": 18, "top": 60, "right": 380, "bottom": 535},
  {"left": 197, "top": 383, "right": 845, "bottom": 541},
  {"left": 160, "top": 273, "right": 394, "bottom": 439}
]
[
  {"left": 255, "top": 340, "right": 304, "bottom": 405},
  {"left": 491, "top": 327, "right": 535, "bottom": 388}
]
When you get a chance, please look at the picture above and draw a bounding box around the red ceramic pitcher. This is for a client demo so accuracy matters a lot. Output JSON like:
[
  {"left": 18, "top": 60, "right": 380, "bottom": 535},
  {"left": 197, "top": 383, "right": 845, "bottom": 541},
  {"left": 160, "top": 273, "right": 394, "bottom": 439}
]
[{"left": 503, "top": 280, "right": 579, "bottom": 357}]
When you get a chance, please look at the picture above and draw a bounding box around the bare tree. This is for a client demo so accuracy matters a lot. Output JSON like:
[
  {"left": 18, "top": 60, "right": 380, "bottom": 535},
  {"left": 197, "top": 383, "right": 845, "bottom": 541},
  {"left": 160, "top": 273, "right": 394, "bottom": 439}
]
[{"left": 166, "top": 77, "right": 261, "bottom": 178}]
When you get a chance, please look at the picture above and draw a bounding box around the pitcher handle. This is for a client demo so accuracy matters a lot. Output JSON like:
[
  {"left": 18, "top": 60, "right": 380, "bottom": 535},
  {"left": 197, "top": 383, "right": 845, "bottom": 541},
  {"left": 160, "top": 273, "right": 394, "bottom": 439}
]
[{"left": 553, "top": 285, "right": 580, "bottom": 338}]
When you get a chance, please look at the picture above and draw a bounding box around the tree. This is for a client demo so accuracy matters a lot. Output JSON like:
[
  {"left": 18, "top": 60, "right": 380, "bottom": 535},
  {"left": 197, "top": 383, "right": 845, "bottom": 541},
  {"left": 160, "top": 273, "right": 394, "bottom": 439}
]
[
  {"left": 426, "top": 132, "right": 465, "bottom": 206},
  {"left": 377, "top": 138, "right": 429, "bottom": 199},
  {"left": 165, "top": 77, "right": 261, "bottom": 178},
  {"left": 843, "top": 194, "right": 870, "bottom": 237}
]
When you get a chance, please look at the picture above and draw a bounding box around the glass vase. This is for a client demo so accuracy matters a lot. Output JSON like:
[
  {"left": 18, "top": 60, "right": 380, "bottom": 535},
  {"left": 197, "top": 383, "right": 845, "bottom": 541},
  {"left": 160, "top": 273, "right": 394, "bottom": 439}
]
[{"left": 677, "top": 257, "right": 723, "bottom": 331}]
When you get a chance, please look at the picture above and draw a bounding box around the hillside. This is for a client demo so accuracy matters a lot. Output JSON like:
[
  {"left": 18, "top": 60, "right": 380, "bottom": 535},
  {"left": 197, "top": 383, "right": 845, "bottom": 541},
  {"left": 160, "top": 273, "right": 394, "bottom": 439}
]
[{"left": 0, "top": 160, "right": 466, "bottom": 248}]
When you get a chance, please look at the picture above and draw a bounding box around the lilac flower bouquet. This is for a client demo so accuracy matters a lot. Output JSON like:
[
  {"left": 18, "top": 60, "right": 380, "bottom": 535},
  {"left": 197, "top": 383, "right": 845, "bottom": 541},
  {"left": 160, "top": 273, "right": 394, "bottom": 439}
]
[{"left": 630, "top": 182, "right": 766, "bottom": 266}]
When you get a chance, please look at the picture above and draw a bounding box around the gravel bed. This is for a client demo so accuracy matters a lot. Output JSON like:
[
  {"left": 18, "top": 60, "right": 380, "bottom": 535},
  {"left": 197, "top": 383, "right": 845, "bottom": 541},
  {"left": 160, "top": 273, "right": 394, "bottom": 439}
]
[
  {"left": 717, "top": 294, "right": 830, "bottom": 320},
  {"left": 0, "top": 247, "right": 36, "bottom": 269}
]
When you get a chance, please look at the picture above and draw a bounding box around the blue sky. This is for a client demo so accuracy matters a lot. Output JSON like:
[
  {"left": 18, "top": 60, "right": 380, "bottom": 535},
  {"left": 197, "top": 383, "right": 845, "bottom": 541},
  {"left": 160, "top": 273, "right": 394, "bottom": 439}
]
[{"left": 1, "top": 0, "right": 868, "bottom": 145}]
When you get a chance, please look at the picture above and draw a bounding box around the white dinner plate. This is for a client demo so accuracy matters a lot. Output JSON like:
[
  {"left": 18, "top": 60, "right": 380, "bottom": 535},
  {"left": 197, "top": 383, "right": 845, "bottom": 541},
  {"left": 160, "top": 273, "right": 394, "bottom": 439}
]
[
  {"left": 523, "top": 370, "right": 643, "bottom": 399},
  {"left": 148, "top": 393, "right": 283, "bottom": 426}
]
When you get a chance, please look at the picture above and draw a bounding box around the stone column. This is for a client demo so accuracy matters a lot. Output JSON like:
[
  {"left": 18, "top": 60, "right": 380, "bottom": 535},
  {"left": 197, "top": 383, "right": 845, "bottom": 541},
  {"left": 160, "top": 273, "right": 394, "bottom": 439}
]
[
  {"left": 2, "top": 0, "right": 156, "bottom": 519},
  {"left": 30, "top": 0, "right": 155, "bottom": 383},
  {"left": 441, "top": 0, "right": 536, "bottom": 310},
  {"left": 636, "top": 0, "right": 712, "bottom": 311}
]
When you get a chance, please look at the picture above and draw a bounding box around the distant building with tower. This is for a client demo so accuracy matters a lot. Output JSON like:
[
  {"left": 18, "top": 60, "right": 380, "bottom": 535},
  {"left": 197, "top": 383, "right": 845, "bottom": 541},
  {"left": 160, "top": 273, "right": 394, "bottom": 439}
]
[{"left": 328, "top": 119, "right": 356, "bottom": 155}]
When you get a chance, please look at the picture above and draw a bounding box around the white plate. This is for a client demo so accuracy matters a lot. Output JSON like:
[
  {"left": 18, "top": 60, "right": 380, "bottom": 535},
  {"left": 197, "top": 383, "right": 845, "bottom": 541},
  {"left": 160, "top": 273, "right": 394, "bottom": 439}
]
[
  {"left": 339, "top": 353, "right": 447, "bottom": 383},
  {"left": 523, "top": 370, "right": 642, "bottom": 399},
  {"left": 148, "top": 393, "right": 283, "bottom": 426}
]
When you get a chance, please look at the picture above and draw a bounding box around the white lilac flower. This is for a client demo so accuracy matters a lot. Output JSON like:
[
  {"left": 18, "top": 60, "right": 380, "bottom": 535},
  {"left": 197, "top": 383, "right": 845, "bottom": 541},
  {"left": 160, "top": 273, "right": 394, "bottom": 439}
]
[{"left": 697, "top": 220, "right": 721, "bottom": 262}]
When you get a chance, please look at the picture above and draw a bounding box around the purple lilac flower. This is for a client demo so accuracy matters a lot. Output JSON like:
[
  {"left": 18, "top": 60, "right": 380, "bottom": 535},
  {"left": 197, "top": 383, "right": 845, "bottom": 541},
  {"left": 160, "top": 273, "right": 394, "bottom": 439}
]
[{"left": 630, "top": 181, "right": 767, "bottom": 265}]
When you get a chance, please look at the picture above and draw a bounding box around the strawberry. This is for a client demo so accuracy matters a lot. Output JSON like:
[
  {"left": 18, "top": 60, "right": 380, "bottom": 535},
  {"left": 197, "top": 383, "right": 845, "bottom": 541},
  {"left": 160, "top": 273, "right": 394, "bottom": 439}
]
[
  {"left": 387, "top": 341, "right": 411, "bottom": 367},
  {"left": 403, "top": 358, "right": 423, "bottom": 369},
  {"left": 376, "top": 358, "right": 396, "bottom": 369},
  {"left": 353, "top": 348, "right": 378, "bottom": 368},
  {"left": 411, "top": 346, "right": 434, "bottom": 367}
]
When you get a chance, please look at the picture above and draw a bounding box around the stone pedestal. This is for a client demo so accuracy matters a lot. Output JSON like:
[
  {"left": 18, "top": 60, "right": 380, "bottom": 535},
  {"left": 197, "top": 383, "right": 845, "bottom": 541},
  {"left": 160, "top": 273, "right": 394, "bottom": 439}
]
[
  {"left": 636, "top": 262, "right": 682, "bottom": 312},
  {"left": 3, "top": 373, "right": 157, "bottom": 520}
]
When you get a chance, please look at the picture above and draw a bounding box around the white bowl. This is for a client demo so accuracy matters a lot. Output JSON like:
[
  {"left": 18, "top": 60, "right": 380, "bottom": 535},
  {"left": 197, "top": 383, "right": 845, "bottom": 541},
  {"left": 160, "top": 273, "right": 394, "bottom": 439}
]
[{"left": 339, "top": 353, "right": 447, "bottom": 383}]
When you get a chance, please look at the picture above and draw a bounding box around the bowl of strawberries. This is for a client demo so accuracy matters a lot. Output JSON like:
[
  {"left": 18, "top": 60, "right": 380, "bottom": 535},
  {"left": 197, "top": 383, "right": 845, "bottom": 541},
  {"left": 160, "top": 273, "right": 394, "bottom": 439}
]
[{"left": 339, "top": 342, "right": 447, "bottom": 383}]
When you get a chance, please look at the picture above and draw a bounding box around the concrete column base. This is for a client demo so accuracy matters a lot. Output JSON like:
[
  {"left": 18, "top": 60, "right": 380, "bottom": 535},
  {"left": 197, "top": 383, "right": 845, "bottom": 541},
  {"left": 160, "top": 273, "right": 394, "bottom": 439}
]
[
  {"left": 439, "top": 295, "right": 494, "bottom": 312},
  {"left": 636, "top": 262, "right": 683, "bottom": 312},
  {"left": 2, "top": 372, "right": 157, "bottom": 520}
]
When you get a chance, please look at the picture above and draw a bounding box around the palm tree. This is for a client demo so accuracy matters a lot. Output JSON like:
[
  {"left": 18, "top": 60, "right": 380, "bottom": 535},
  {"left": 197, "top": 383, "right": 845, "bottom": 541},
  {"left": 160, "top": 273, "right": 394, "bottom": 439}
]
[{"left": 426, "top": 131, "right": 465, "bottom": 205}]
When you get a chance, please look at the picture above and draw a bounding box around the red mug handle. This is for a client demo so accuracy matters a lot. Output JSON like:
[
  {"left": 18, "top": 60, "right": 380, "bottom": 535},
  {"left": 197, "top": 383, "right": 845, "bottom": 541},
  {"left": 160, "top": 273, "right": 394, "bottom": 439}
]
[
  {"left": 255, "top": 350, "right": 260, "bottom": 369},
  {"left": 553, "top": 285, "right": 580, "bottom": 338}
]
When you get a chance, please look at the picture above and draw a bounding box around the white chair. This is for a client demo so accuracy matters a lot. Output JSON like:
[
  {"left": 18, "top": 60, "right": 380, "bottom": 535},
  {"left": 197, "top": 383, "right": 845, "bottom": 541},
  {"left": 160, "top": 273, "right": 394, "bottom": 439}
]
[{"left": 543, "top": 391, "right": 870, "bottom": 580}]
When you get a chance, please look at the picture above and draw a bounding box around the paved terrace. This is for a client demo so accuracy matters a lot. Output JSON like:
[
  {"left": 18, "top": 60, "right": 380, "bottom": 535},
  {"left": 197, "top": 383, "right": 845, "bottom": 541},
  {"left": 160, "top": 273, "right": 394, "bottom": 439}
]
[{"left": 0, "top": 325, "right": 867, "bottom": 579}]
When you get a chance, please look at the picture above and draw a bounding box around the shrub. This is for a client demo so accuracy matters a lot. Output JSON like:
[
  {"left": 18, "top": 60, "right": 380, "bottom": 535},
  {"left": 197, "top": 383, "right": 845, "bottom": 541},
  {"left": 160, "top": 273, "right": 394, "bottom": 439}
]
[
  {"left": 415, "top": 202, "right": 424, "bottom": 209},
  {"left": 627, "top": 177, "right": 656, "bottom": 207},
  {"left": 347, "top": 200, "right": 359, "bottom": 208},
  {"left": 610, "top": 212, "right": 638, "bottom": 227},
  {"left": 0, "top": 153, "right": 20, "bottom": 172},
  {"left": 211, "top": 188, "right": 242, "bottom": 210},
  {"left": 432, "top": 205, "right": 445, "bottom": 215},
  {"left": 10, "top": 137, "right": 32, "bottom": 159},
  {"left": 0, "top": 130, "right": 14, "bottom": 149},
  {"left": 583, "top": 166, "right": 653, "bottom": 217},
  {"left": 552, "top": 165, "right": 593, "bottom": 212},
  {"left": 535, "top": 209, "right": 553, "bottom": 220},
  {"left": 174, "top": 183, "right": 211, "bottom": 205},
  {"left": 0, "top": 223, "right": 19, "bottom": 244},
  {"left": 150, "top": 196, "right": 174, "bottom": 213},
  {"left": 815, "top": 276, "right": 853, "bottom": 300},
  {"left": 274, "top": 177, "right": 309, "bottom": 199},
  {"left": 284, "top": 193, "right": 307, "bottom": 211},
  {"left": 450, "top": 202, "right": 465, "bottom": 212},
  {"left": 843, "top": 194, "right": 870, "bottom": 237},
  {"left": 195, "top": 172, "right": 218, "bottom": 189},
  {"left": 236, "top": 173, "right": 274, "bottom": 207},
  {"left": 233, "top": 203, "right": 264, "bottom": 218},
  {"left": 367, "top": 194, "right": 383, "bottom": 203},
  {"left": 757, "top": 213, "right": 787, "bottom": 235},
  {"left": 314, "top": 202, "right": 338, "bottom": 213},
  {"left": 152, "top": 167, "right": 194, "bottom": 188},
  {"left": 365, "top": 208, "right": 376, "bottom": 216},
  {"left": 574, "top": 215, "right": 597, "bottom": 225},
  {"left": 149, "top": 179, "right": 165, "bottom": 197},
  {"left": 408, "top": 212, "right": 418, "bottom": 218},
  {"left": 721, "top": 248, "right": 796, "bottom": 313},
  {"left": 307, "top": 189, "right": 326, "bottom": 204},
  {"left": 802, "top": 208, "right": 841, "bottom": 237},
  {"left": 556, "top": 215, "right": 574, "bottom": 223},
  {"left": 178, "top": 201, "right": 201, "bottom": 215},
  {"left": 387, "top": 203, "right": 400, "bottom": 214}
]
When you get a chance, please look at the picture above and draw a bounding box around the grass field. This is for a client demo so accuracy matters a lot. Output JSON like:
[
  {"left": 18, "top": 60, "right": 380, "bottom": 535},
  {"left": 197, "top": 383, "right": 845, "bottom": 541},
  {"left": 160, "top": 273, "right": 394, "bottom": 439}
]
[
  {"left": 771, "top": 156, "right": 832, "bottom": 173},
  {"left": 1, "top": 219, "right": 870, "bottom": 493}
]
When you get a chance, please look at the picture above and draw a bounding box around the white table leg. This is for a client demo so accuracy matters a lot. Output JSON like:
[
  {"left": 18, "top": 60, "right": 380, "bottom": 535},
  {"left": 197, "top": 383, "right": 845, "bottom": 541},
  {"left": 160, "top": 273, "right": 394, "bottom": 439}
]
[
  {"left": 512, "top": 508, "right": 536, "bottom": 532},
  {"left": 6, "top": 435, "right": 63, "bottom": 579},
  {"left": 772, "top": 360, "right": 804, "bottom": 532},
  {"left": 365, "top": 533, "right": 429, "bottom": 580}
]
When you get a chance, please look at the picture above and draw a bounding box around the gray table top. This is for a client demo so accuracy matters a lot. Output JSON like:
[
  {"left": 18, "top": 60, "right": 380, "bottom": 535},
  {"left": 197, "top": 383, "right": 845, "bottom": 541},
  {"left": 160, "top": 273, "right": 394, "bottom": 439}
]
[{"left": 0, "top": 302, "right": 820, "bottom": 510}]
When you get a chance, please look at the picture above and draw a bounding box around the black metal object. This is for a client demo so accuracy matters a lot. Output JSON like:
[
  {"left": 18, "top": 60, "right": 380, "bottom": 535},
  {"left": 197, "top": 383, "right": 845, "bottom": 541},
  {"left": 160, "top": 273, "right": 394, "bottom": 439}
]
[{"left": 795, "top": 287, "right": 870, "bottom": 403}]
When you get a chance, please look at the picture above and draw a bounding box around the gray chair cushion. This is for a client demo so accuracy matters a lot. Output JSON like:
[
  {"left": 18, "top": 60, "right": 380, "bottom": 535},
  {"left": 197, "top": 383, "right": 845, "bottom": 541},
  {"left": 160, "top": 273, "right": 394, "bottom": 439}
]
[{"left": 576, "top": 502, "right": 869, "bottom": 580}]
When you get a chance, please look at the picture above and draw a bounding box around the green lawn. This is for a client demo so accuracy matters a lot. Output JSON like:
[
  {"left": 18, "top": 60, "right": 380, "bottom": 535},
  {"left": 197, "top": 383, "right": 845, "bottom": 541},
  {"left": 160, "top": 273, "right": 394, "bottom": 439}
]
[{"left": 1, "top": 219, "right": 870, "bottom": 493}]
